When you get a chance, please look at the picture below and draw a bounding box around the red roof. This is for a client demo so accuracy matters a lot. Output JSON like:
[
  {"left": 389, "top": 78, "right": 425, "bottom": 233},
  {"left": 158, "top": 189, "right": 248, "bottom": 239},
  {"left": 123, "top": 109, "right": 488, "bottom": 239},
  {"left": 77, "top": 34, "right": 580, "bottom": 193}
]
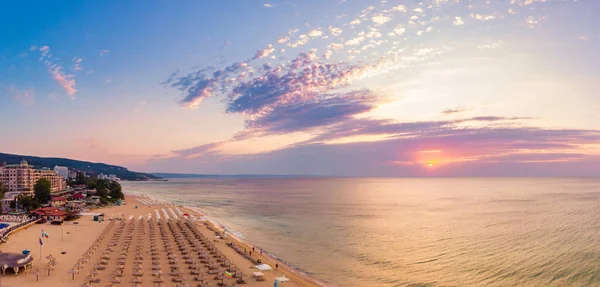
[
  {"left": 36, "top": 207, "right": 59, "bottom": 212},
  {"left": 32, "top": 207, "right": 59, "bottom": 216},
  {"left": 51, "top": 197, "right": 67, "bottom": 201},
  {"left": 47, "top": 210, "right": 68, "bottom": 216},
  {"left": 71, "top": 193, "right": 86, "bottom": 199},
  {"left": 32, "top": 210, "right": 46, "bottom": 216}
]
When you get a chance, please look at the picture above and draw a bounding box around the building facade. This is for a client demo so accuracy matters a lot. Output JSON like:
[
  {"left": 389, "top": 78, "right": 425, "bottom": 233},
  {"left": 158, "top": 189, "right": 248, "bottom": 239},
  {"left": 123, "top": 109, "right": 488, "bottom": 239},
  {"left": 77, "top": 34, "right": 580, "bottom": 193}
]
[
  {"left": 50, "top": 196, "right": 67, "bottom": 208},
  {"left": 54, "top": 166, "right": 69, "bottom": 179},
  {"left": 0, "top": 161, "right": 67, "bottom": 196}
]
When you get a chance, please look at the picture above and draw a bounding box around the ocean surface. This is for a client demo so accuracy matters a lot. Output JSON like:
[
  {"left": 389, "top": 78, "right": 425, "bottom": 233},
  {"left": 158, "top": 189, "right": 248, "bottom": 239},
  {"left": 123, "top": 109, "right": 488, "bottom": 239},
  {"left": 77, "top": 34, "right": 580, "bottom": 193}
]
[{"left": 122, "top": 178, "right": 600, "bottom": 287}]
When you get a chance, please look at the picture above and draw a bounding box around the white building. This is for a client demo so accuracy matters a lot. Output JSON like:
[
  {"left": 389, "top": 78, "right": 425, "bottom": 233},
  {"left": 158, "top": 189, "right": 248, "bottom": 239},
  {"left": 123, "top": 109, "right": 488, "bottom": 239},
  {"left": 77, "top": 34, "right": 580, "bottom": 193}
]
[
  {"left": 54, "top": 166, "right": 69, "bottom": 179},
  {"left": 108, "top": 174, "right": 119, "bottom": 181}
]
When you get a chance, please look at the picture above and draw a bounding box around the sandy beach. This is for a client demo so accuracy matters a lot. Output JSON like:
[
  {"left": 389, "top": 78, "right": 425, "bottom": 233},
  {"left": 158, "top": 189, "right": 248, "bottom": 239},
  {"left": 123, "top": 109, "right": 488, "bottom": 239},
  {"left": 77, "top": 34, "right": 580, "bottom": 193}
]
[{"left": 0, "top": 195, "right": 321, "bottom": 287}]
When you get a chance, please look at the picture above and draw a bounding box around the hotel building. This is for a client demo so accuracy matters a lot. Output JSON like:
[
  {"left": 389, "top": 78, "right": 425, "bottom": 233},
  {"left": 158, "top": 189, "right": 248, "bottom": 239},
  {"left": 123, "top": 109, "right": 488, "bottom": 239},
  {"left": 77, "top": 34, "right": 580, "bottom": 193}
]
[
  {"left": 0, "top": 161, "right": 67, "bottom": 196},
  {"left": 54, "top": 165, "right": 69, "bottom": 179}
]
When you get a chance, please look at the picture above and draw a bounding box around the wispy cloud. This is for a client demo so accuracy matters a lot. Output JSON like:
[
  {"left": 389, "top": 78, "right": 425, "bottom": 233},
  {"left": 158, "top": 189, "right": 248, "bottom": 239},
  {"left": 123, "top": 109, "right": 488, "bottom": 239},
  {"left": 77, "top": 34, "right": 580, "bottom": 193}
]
[
  {"left": 307, "top": 28, "right": 323, "bottom": 37},
  {"left": 38, "top": 46, "right": 78, "bottom": 98},
  {"left": 7, "top": 86, "right": 35, "bottom": 105},
  {"left": 133, "top": 101, "right": 148, "bottom": 114},
  {"left": 371, "top": 14, "right": 391, "bottom": 25},
  {"left": 253, "top": 44, "right": 275, "bottom": 59},
  {"left": 99, "top": 49, "right": 110, "bottom": 56},
  {"left": 453, "top": 17, "right": 464, "bottom": 26},
  {"left": 441, "top": 108, "right": 467, "bottom": 115},
  {"left": 150, "top": 122, "right": 600, "bottom": 176},
  {"left": 264, "top": 3, "right": 274, "bottom": 8},
  {"left": 329, "top": 26, "right": 343, "bottom": 36},
  {"left": 48, "top": 93, "right": 62, "bottom": 104},
  {"left": 157, "top": 0, "right": 589, "bottom": 175},
  {"left": 470, "top": 13, "right": 497, "bottom": 21},
  {"left": 73, "top": 57, "right": 83, "bottom": 71}
]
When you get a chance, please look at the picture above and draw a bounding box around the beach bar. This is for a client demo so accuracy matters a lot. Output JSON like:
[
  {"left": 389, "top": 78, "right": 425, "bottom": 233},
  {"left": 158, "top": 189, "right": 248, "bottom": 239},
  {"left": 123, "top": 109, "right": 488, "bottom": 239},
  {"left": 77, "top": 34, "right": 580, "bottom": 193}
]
[{"left": 0, "top": 253, "right": 34, "bottom": 275}]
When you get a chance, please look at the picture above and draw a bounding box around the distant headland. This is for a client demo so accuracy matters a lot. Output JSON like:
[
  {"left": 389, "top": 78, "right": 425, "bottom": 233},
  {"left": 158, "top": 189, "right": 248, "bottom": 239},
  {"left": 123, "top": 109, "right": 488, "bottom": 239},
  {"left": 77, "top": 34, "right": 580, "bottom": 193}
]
[{"left": 0, "top": 152, "right": 159, "bottom": 181}]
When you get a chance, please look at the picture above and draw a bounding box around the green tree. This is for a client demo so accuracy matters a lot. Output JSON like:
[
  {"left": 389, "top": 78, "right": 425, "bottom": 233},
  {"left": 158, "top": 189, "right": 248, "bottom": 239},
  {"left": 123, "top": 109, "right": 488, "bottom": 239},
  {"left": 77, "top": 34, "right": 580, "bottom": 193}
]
[
  {"left": 108, "top": 181, "right": 124, "bottom": 199},
  {"left": 15, "top": 194, "right": 40, "bottom": 212},
  {"left": 76, "top": 172, "right": 87, "bottom": 185},
  {"left": 34, "top": 178, "right": 52, "bottom": 204},
  {"left": 95, "top": 179, "right": 111, "bottom": 198},
  {"left": 0, "top": 181, "right": 6, "bottom": 213}
]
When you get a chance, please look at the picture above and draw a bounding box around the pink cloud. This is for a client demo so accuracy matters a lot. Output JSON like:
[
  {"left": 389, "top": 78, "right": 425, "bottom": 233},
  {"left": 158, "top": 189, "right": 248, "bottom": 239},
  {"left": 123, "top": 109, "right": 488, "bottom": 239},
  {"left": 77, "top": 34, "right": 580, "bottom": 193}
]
[
  {"left": 7, "top": 86, "right": 35, "bottom": 105},
  {"left": 73, "top": 57, "right": 83, "bottom": 71},
  {"left": 37, "top": 46, "right": 78, "bottom": 98},
  {"left": 252, "top": 44, "right": 275, "bottom": 59},
  {"left": 47, "top": 64, "right": 77, "bottom": 98}
]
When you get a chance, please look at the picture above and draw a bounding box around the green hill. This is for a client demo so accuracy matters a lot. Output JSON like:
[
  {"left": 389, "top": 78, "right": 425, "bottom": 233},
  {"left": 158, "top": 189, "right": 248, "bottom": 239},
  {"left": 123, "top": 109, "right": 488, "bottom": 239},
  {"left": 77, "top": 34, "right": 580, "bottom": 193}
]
[{"left": 0, "top": 152, "right": 158, "bottom": 181}]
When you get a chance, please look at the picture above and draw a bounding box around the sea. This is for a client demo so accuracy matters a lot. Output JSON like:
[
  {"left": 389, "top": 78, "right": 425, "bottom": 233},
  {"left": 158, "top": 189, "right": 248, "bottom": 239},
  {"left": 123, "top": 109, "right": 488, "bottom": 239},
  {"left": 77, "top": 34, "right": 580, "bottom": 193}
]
[{"left": 121, "top": 177, "right": 600, "bottom": 287}]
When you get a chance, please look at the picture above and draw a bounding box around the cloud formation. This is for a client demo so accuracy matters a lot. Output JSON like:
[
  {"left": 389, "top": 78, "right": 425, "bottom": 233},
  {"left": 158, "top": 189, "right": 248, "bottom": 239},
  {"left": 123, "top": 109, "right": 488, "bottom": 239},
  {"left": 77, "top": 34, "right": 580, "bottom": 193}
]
[
  {"left": 38, "top": 46, "right": 78, "bottom": 98},
  {"left": 441, "top": 108, "right": 467, "bottom": 115},
  {"left": 253, "top": 44, "right": 275, "bottom": 59},
  {"left": 7, "top": 86, "right": 35, "bottom": 105},
  {"left": 156, "top": 0, "right": 591, "bottom": 176},
  {"left": 73, "top": 57, "right": 83, "bottom": 71},
  {"left": 149, "top": 122, "right": 600, "bottom": 176}
]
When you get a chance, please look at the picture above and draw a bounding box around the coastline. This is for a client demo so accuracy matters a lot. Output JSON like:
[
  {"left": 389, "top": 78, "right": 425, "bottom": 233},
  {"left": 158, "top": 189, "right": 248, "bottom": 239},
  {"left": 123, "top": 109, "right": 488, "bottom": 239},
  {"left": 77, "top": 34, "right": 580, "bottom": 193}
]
[
  {"left": 0, "top": 193, "right": 324, "bottom": 287},
  {"left": 129, "top": 191, "right": 328, "bottom": 287}
]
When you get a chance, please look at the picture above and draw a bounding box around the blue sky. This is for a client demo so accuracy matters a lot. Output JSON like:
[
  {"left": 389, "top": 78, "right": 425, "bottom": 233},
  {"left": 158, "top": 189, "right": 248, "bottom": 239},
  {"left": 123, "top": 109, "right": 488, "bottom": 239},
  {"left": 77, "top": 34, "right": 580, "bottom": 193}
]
[{"left": 1, "top": 0, "right": 600, "bottom": 176}]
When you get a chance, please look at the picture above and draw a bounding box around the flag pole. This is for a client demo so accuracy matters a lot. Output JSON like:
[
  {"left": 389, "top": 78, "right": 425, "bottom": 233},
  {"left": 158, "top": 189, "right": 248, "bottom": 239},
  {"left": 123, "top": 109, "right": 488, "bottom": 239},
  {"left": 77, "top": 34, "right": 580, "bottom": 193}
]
[{"left": 39, "top": 239, "right": 42, "bottom": 260}]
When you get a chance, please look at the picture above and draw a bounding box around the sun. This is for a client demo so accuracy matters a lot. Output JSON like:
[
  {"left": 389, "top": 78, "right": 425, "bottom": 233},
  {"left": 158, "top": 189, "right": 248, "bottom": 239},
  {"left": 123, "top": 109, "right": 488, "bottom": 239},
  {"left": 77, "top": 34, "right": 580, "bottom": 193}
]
[{"left": 427, "top": 160, "right": 435, "bottom": 168}]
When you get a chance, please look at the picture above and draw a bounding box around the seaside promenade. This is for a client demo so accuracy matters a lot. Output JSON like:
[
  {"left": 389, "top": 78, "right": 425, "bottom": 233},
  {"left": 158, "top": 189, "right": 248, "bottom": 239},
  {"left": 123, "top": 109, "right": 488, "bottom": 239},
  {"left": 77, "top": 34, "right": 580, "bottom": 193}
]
[{"left": 0, "top": 195, "right": 318, "bottom": 287}]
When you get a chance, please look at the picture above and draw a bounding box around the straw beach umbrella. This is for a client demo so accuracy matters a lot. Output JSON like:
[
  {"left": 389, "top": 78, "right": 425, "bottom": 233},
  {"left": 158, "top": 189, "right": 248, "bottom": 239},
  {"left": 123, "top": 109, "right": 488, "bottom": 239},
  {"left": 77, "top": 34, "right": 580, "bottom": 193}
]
[
  {"left": 215, "top": 274, "right": 226, "bottom": 285},
  {"left": 154, "top": 275, "right": 164, "bottom": 283},
  {"left": 68, "top": 268, "right": 79, "bottom": 280}
]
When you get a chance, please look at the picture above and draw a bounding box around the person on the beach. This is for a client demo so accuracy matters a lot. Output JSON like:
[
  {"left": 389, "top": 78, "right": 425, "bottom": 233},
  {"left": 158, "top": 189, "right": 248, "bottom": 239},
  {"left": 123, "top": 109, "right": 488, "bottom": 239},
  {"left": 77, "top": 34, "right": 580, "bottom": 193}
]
[
  {"left": 252, "top": 246, "right": 255, "bottom": 252},
  {"left": 276, "top": 263, "right": 279, "bottom": 269}
]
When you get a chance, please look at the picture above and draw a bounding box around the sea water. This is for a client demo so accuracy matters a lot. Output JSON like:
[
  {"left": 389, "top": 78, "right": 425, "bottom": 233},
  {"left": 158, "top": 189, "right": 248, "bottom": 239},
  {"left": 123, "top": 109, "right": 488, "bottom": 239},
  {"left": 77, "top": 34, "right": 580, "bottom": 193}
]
[{"left": 122, "top": 178, "right": 600, "bottom": 286}]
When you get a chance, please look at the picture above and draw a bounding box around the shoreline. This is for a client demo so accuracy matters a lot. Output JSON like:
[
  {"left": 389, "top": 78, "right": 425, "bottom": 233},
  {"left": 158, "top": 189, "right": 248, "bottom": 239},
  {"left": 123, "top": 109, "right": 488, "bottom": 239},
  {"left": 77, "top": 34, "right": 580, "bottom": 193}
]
[{"left": 127, "top": 191, "right": 328, "bottom": 287}]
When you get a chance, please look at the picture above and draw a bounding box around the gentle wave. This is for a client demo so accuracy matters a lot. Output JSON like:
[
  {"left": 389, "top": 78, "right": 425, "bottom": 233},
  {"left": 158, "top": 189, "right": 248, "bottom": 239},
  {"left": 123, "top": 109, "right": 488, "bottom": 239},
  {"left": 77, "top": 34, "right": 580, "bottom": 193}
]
[{"left": 123, "top": 178, "right": 600, "bottom": 287}]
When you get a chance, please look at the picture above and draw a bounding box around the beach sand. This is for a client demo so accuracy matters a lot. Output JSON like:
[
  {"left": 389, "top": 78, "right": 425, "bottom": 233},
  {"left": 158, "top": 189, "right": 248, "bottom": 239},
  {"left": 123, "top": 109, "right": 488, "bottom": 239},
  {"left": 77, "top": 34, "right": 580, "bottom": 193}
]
[{"left": 0, "top": 195, "right": 321, "bottom": 287}]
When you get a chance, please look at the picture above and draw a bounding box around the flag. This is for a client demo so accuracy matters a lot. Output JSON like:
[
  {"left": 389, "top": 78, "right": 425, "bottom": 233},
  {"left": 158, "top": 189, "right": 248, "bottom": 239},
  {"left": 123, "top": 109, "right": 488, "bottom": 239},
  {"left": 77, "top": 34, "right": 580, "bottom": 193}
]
[
  {"left": 39, "top": 237, "right": 43, "bottom": 245},
  {"left": 42, "top": 229, "right": 49, "bottom": 238},
  {"left": 225, "top": 271, "right": 233, "bottom": 278}
]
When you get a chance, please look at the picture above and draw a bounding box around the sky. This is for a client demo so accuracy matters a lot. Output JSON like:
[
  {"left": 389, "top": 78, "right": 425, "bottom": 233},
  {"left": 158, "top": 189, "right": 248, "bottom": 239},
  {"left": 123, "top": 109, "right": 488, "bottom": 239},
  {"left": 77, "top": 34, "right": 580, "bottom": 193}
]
[{"left": 1, "top": 0, "right": 600, "bottom": 177}]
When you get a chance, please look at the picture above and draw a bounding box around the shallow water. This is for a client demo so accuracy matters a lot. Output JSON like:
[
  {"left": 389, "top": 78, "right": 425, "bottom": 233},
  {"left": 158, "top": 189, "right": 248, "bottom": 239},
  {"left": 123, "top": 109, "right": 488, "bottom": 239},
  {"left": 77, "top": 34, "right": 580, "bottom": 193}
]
[{"left": 122, "top": 178, "right": 600, "bottom": 286}]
